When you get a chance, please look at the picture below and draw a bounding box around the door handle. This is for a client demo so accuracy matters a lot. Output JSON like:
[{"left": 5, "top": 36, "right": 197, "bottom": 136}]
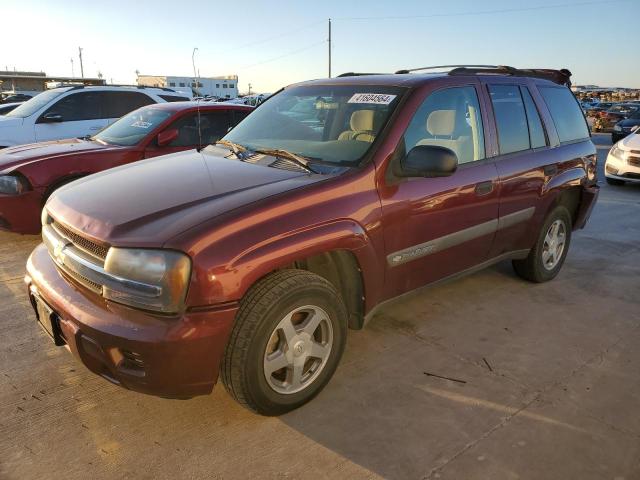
[
  {"left": 543, "top": 164, "right": 558, "bottom": 176},
  {"left": 475, "top": 181, "right": 494, "bottom": 196}
]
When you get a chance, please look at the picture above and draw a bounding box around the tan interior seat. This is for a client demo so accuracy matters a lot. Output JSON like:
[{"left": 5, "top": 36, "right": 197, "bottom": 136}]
[
  {"left": 338, "top": 110, "right": 376, "bottom": 143},
  {"left": 416, "top": 109, "right": 473, "bottom": 163}
]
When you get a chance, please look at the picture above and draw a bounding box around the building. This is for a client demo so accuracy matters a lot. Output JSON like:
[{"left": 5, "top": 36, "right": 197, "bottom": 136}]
[
  {"left": 137, "top": 74, "right": 239, "bottom": 99},
  {"left": 0, "top": 70, "right": 105, "bottom": 94}
]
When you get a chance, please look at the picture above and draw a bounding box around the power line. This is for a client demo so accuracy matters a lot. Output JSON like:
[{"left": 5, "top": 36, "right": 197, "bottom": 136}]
[
  {"left": 335, "top": 0, "right": 628, "bottom": 21},
  {"left": 237, "top": 40, "right": 326, "bottom": 71},
  {"left": 233, "top": 20, "right": 325, "bottom": 51}
]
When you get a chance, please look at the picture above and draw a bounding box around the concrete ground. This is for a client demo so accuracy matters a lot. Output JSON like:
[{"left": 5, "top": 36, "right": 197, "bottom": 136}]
[{"left": 1, "top": 134, "right": 639, "bottom": 480}]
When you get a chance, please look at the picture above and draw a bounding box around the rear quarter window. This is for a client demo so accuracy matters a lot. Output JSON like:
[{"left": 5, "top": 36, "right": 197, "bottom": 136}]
[
  {"left": 159, "top": 95, "right": 190, "bottom": 102},
  {"left": 538, "top": 86, "right": 589, "bottom": 143}
]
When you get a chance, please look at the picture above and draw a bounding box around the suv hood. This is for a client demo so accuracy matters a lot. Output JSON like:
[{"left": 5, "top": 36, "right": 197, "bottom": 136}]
[
  {"left": 0, "top": 138, "right": 118, "bottom": 173},
  {"left": 47, "top": 146, "right": 327, "bottom": 246}
]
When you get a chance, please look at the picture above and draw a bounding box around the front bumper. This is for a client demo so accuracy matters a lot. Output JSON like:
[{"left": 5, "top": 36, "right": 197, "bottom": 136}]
[
  {"left": 0, "top": 189, "right": 44, "bottom": 234},
  {"left": 25, "top": 244, "right": 238, "bottom": 399},
  {"left": 605, "top": 152, "right": 640, "bottom": 183}
]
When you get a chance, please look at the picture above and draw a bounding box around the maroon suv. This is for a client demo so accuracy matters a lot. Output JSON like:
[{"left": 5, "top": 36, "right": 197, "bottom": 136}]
[{"left": 25, "top": 66, "right": 599, "bottom": 415}]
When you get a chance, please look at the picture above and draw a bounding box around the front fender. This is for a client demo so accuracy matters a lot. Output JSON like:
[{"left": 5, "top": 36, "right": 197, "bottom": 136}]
[{"left": 186, "top": 219, "right": 383, "bottom": 309}]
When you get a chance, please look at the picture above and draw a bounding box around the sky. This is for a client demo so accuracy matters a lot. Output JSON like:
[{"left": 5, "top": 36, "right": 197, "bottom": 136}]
[{"left": 2, "top": 0, "right": 639, "bottom": 93}]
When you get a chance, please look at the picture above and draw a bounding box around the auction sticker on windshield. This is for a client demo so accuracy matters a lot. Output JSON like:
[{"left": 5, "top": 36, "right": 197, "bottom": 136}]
[
  {"left": 131, "top": 121, "right": 153, "bottom": 129},
  {"left": 348, "top": 93, "right": 397, "bottom": 105}
]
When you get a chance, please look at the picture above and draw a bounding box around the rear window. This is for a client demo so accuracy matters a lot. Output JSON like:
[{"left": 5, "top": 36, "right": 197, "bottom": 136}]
[{"left": 539, "top": 87, "right": 589, "bottom": 143}]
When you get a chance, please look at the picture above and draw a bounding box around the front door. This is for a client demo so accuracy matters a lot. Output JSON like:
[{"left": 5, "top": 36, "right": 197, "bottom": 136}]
[
  {"left": 34, "top": 91, "right": 109, "bottom": 142},
  {"left": 379, "top": 84, "right": 500, "bottom": 299}
]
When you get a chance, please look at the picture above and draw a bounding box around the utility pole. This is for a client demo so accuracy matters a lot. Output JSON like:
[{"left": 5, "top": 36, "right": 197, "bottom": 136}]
[
  {"left": 328, "top": 18, "right": 332, "bottom": 78},
  {"left": 70, "top": 58, "right": 74, "bottom": 77},
  {"left": 78, "top": 47, "right": 84, "bottom": 78},
  {"left": 248, "top": 83, "right": 252, "bottom": 95}
]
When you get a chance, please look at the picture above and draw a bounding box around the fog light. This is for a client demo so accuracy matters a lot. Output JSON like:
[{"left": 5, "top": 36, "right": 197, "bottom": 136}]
[{"left": 606, "top": 164, "right": 619, "bottom": 175}]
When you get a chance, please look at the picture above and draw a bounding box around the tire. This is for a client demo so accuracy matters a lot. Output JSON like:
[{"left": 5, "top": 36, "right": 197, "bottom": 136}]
[
  {"left": 606, "top": 177, "right": 625, "bottom": 186},
  {"left": 221, "top": 269, "right": 348, "bottom": 416},
  {"left": 512, "top": 206, "right": 572, "bottom": 283}
]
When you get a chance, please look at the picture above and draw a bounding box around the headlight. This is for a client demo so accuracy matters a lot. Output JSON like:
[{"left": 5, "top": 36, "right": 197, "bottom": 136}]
[
  {"left": 613, "top": 125, "right": 622, "bottom": 131},
  {"left": 0, "top": 174, "right": 30, "bottom": 195},
  {"left": 103, "top": 248, "right": 192, "bottom": 314},
  {"left": 610, "top": 145, "right": 626, "bottom": 160}
]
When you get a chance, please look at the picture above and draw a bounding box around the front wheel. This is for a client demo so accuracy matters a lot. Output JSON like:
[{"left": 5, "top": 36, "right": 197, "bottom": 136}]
[
  {"left": 513, "top": 206, "right": 572, "bottom": 283},
  {"left": 221, "top": 269, "right": 348, "bottom": 415}
]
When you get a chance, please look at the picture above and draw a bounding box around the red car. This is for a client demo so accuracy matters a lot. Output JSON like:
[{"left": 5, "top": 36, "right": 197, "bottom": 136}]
[
  {"left": 26, "top": 66, "right": 598, "bottom": 415},
  {"left": 0, "top": 102, "right": 252, "bottom": 234}
]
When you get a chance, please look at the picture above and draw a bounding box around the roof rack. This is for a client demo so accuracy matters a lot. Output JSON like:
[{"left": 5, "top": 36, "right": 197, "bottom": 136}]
[
  {"left": 337, "top": 72, "right": 389, "bottom": 77},
  {"left": 394, "top": 65, "right": 572, "bottom": 86},
  {"left": 394, "top": 64, "right": 501, "bottom": 74}
]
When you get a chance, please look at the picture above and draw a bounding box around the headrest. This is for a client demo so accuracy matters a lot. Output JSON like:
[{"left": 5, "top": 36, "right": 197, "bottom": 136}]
[
  {"left": 350, "top": 110, "right": 375, "bottom": 131},
  {"left": 426, "top": 110, "right": 456, "bottom": 136}
]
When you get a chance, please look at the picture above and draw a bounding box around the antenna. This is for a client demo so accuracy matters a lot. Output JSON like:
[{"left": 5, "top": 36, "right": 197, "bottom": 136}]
[{"left": 196, "top": 97, "right": 203, "bottom": 151}]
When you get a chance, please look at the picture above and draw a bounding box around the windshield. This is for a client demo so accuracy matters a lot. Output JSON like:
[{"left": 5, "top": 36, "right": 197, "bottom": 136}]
[
  {"left": 223, "top": 85, "right": 404, "bottom": 165},
  {"left": 93, "top": 107, "right": 172, "bottom": 146},
  {"left": 6, "top": 89, "right": 66, "bottom": 118}
]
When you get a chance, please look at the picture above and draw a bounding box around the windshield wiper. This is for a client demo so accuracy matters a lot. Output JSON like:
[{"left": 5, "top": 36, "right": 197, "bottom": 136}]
[
  {"left": 253, "top": 148, "right": 318, "bottom": 174},
  {"left": 215, "top": 139, "right": 248, "bottom": 159}
]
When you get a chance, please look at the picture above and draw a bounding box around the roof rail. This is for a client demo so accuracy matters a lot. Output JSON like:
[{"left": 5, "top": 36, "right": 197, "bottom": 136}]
[
  {"left": 394, "top": 64, "right": 572, "bottom": 86},
  {"left": 394, "top": 65, "right": 500, "bottom": 74},
  {"left": 106, "top": 84, "right": 179, "bottom": 92},
  {"left": 337, "top": 72, "right": 388, "bottom": 77}
]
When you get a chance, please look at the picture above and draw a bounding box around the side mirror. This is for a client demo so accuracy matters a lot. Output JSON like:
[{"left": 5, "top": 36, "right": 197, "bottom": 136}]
[
  {"left": 157, "top": 128, "right": 179, "bottom": 147},
  {"left": 399, "top": 145, "right": 458, "bottom": 178},
  {"left": 41, "top": 112, "right": 63, "bottom": 123}
]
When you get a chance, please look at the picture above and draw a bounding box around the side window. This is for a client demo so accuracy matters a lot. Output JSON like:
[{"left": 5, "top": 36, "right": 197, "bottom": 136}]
[
  {"left": 520, "top": 87, "right": 547, "bottom": 149},
  {"left": 232, "top": 109, "right": 251, "bottom": 125},
  {"left": 403, "top": 86, "right": 485, "bottom": 164},
  {"left": 159, "top": 95, "right": 190, "bottom": 102},
  {"left": 538, "top": 86, "right": 589, "bottom": 143},
  {"left": 43, "top": 92, "right": 103, "bottom": 122},
  {"left": 168, "top": 111, "right": 230, "bottom": 147},
  {"left": 488, "top": 85, "right": 529, "bottom": 155},
  {"left": 103, "top": 92, "right": 155, "bottom": 119}
]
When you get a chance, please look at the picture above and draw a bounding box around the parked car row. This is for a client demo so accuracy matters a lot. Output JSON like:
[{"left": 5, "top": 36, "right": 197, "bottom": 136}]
[
  {"left": 581, "top": 100, "right": 640, "bottom": 139},
  {"left": 0, "top": 100, "right": 252, "bottom": 233},
  {"left": 0, "top": 85, "right": 193, "bottom": 147},
  {"left": 11, "top": 65, "right": 600, "bottom": 416}
]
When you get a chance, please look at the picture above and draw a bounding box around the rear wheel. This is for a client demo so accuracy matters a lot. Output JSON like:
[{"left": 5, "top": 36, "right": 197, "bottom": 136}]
[
  {"left": 513, "top": 206, "right": 572, "bottom": 283},
  {"left": 606, "top": 177, "right": 625, "bottom": 186},
  {"left": 221, "top": 269, "right": 348, "bottom": 416}
]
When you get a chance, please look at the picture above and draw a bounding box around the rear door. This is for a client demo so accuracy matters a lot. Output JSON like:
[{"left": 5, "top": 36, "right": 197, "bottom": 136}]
[
  {"left": 379, "top": 83, "right": 500, "bottom": 298},
  {"left": 34, "top": 91, "right": 110, "bottom": 141},
  {"left": 482, "top": 79, "right": 592, "bottom": 257},
  {"left": 102, "top": 91, "right": 155, "bottom": 127}
]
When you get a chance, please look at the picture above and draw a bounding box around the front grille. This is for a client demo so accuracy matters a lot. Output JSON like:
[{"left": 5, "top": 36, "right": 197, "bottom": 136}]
[
  {"left": 59, "top": 266, "right": 103, "bottom": 294},
  {"left": 52, "top": 221, "right": 109, "bottom": 260},
  {"left": 628, "top": 157, "right": 640, "bottom": 168}
]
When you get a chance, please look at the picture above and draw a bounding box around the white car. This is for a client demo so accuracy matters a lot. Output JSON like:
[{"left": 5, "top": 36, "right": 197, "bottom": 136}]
[
  {"left": 0, "top": 86, "right": 190, "bottom": 148},
  {"left": 605, "top": 131, "right": 640, "bottom": 185}
]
